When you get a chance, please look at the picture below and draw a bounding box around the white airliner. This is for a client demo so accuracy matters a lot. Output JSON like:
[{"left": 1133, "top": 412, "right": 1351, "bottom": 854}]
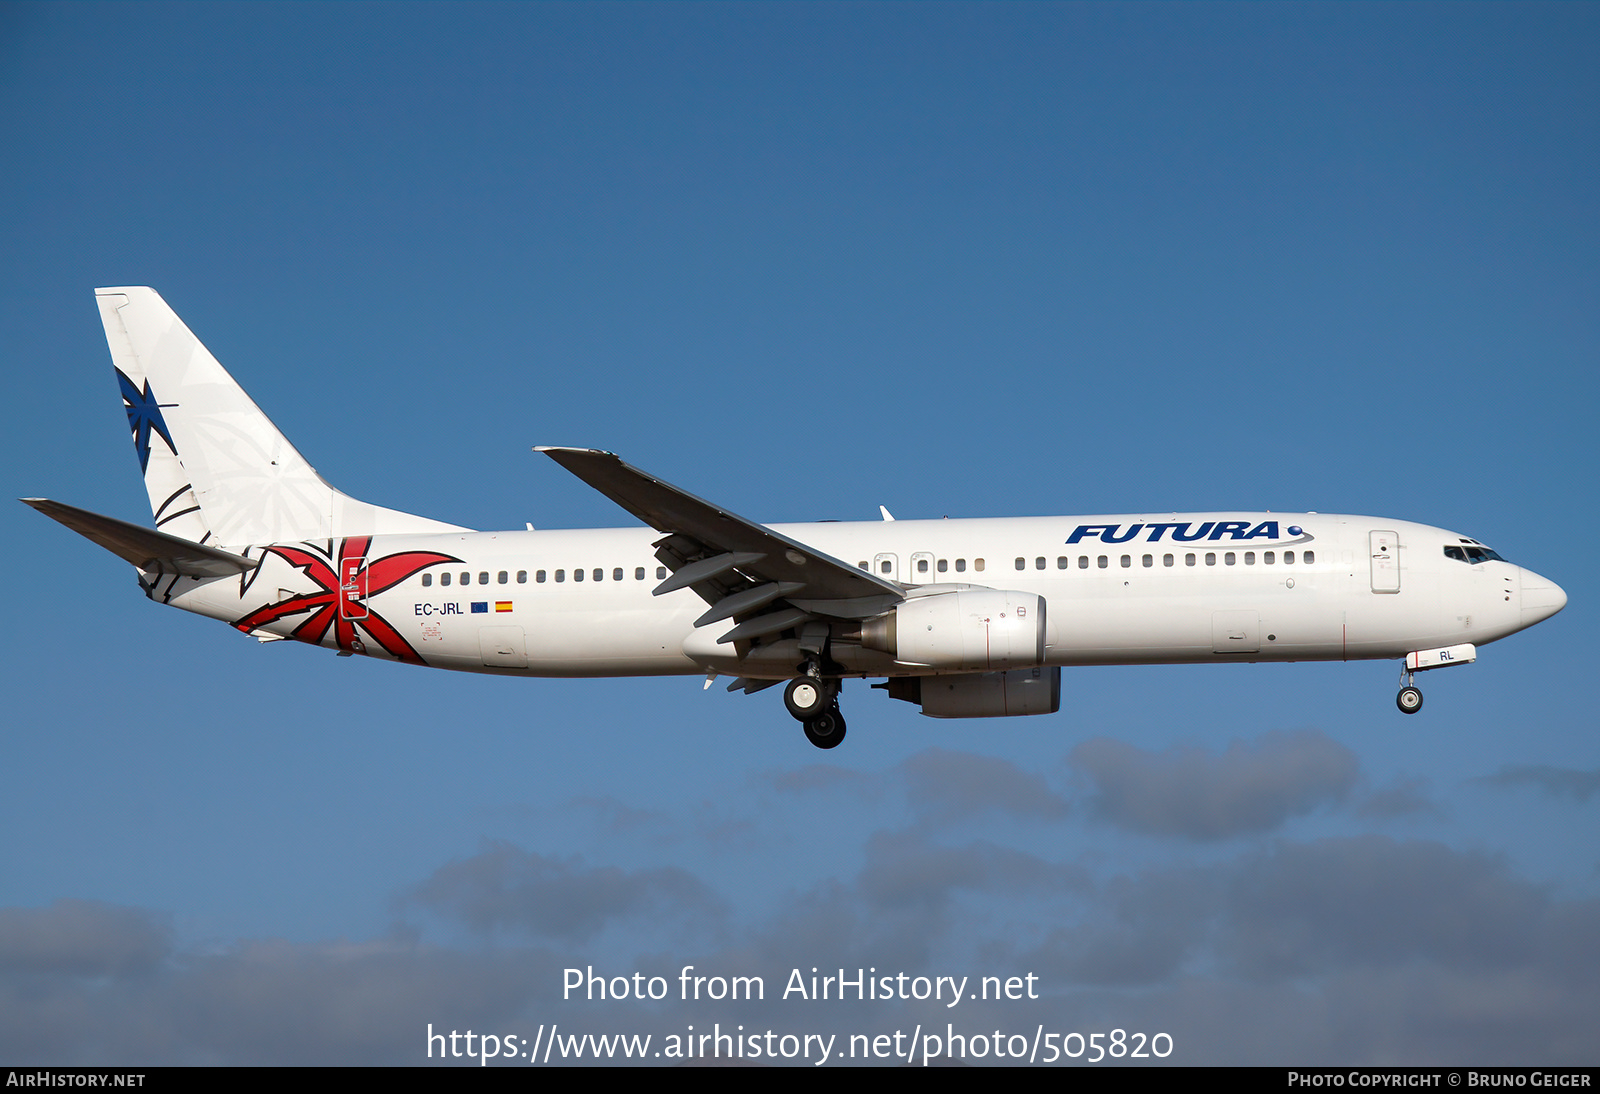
[{"left": 24, "top": 288, "right": 1568, "bottom": 748}]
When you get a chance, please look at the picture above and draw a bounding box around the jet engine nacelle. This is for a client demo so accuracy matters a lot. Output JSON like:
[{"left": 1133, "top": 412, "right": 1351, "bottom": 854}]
[
  {"left": 877, "top": 667, "right": 1062, "bottom": 718},
  {"left": 859, "top": 588, "right": 1047, "bottom": 670}
]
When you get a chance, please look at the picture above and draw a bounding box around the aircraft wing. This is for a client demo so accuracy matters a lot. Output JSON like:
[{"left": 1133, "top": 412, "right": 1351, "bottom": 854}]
[
  {"left": 21, "top": 498, "right": 258, "bottom": 578},
  {"left": 536, "top": 448, "right": 903, "bottom": 634}
]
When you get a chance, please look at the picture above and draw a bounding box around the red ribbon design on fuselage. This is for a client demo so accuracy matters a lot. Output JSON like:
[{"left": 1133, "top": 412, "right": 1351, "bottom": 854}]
[{"left": 232, "top": 536, "right": 460, "bottom": 663}]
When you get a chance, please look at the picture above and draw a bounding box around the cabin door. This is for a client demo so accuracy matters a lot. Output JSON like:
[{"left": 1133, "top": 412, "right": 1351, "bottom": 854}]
[{"left": 1369, "top": 530, "right": 1400, "bottom": 593}]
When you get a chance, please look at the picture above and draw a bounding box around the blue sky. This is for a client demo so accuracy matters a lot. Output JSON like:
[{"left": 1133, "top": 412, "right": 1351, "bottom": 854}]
[{"left": 2, "top": 2, "right": 1595, "bottom": 1065}]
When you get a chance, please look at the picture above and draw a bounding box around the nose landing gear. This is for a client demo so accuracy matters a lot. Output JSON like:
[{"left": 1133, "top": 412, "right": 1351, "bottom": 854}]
[
  {"left": 785, "top": 671, "right": 846, "bottom": 748},
  {"left": 1396, "top": 664, "right": 1423, "bottom": 714},
  {"left": 1393, "top": 644, "right": 1477, "bottom": 714}
]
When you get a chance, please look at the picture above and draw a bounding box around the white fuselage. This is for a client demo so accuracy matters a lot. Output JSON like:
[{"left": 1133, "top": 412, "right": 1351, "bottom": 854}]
[
  {"left": 43, "top": 288, "right": 1564, "bottom": 737},
  {"left": 166, "top": 511, "right": 1562, "bottom": 681}
]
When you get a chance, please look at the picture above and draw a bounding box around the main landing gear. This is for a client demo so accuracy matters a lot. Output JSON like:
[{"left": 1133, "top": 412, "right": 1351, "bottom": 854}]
[
  {"left": 1396, "top": 664, "right": 1423, "bottom": 714},
  {"left": 784, "top": 672, "right": 846, "bottom": 749}
]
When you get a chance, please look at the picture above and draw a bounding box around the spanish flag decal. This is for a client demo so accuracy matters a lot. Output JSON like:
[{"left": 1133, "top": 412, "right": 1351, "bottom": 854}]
[{"left": 495, "top": 601, "right": 513, "bottom": 612}]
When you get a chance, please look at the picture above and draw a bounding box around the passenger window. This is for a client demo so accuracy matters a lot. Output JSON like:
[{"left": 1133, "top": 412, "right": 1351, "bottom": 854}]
[
  {"left": 880, "top": 560, "right": 891, "bottom": 574},
  {"left": 1015, "top": 557, "right": 1026, "bottom": 571},
  {"left": 1098, "top": 556, "right": 1108, "bottom": 569},
  {"left": 858, "top": 561, "right": 868, "bottom": 570},
  {"left": 536, "top": 570, "right": 546, "bottom": 583},
  {"left": 938, "top": 559, "right": 948, "bottom": 572},
  {"left": 1078, "top": 556, "right": 1088, "bottom": 569},
  {"left": 421, "top": 573, "right": 432, "bottom": 587},
  {"left": 1304, "top": 550, "right": 1315, "bottom": 565},
  {"left": 517, "top": 571, "right": 527, "bottom": 583},
  {"left": 1225, "top": 552, "right": 1236, "bottom": 566},
  {"left": 1285, "top": 551, "right": 1295, "bottom": 564},
  {"left": 1057, "top": 556, "right": 1068, "bottom": 569},
  {"left": 1143, "top": 554, "right": 1153, "bottom": 567},
  {"left": 574, "top": 568, "right": 584, "bottom": 582},
  {"left": 498, "top": 571, "right": 508, "bottom": 584},
  {"left": 459, "top": 572, "right": 469, "bottom": 585},
  {"left": 479, "top": 572, "right": 489, "bottom": 584},
  {"left": 1163, "top": 553, "right": 1174, "bottom": 567},
  {"left": 1036, "top": 556, "right": 1046, "bottom": 570},
  {"left": 917, "top": 558, "right": 929, "bottom": 573},
  {"left": 1121, "top": 555, "right": 1131, "bottom": 568},
  {"left": 613, "top": 568, "right": 623, "bottom": 581},
  {"left": 593, "top": 568, "right": 603, "bottom": 582},
  {"left": 1264, "top": 552, "right": 1275, "bottom": 565},
  {"left": 1206, "top": 553, "right": 1217, "bottom": 566},
  {"left": 975, "top": 558, "right": 985, "bottom": 571},
  {"left": 1186, "top": 553, "right": 1196, "bottom": 566},
  {"left": 555, "top": 569, "right": 565, "bottom": 582},
  {"left": 956, "top": 559, "right": 966, "bottom": 572},
  {"left": 1244, "top": 552, "right": 1255, "bottom": 565},
  {"left": 635, "top": 567, "right": 645, "bottom": 580},
  {"left": 656, "top": 567, "right": 667, "bottom": 579},
  {"left": 441, "top": 573, "right": 451, "bottom": 586}
]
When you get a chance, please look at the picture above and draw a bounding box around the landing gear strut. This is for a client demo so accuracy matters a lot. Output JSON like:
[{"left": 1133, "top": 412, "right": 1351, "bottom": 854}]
[
  {"left": 1396, "top": 665, "right": 1423, "bottom": 714},
  {"left": 785, "top": 668, "right": 846, "bottom": 748}
]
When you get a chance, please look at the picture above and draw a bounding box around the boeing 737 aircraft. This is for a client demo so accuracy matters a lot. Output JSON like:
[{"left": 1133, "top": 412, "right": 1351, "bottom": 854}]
[{"left": 25, "top": 288, "right": 1568, "bottom": 748}]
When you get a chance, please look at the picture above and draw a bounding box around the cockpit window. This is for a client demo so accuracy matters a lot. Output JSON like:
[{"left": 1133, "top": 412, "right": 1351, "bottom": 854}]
[{"left": 1445, "top": 544, "right": 1505, "bottom": 564}]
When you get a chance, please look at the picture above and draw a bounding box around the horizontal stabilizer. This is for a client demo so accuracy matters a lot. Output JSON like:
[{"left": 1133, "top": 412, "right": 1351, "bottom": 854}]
[{"left": 21, "top": 498, "right": 257, "bottom": 578}]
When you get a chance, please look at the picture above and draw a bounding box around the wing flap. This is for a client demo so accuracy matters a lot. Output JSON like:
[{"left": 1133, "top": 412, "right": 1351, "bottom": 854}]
[
  {"left": 653, "top": 551, "right": 766, "bottom": 596},
  {"left": 718, "top": 606, "right": 815, "bottom": 645},
  {"left": 694, "top": 581, "right": 806, "bottom": 628}
]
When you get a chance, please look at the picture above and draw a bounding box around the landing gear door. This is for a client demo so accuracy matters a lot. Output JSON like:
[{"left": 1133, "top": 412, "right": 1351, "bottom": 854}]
[{"left": 1370, "top": 530, "right": 1400, "bottom": 593}]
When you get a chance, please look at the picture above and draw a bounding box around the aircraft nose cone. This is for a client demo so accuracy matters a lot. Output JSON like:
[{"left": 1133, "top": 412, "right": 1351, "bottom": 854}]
[{"left": 1520, "top": 568, "right": 1568, "bottom": 627}]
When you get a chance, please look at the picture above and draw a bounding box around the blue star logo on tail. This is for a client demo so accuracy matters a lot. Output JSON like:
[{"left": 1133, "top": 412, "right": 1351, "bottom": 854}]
[{"left": 116, "top": 367, "right": 177, "bottom": 473}]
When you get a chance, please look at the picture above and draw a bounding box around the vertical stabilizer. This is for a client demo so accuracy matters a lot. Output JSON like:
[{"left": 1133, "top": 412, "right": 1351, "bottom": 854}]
[{"left": 95, "top": 288, "right": 467, "bottom": 545}]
